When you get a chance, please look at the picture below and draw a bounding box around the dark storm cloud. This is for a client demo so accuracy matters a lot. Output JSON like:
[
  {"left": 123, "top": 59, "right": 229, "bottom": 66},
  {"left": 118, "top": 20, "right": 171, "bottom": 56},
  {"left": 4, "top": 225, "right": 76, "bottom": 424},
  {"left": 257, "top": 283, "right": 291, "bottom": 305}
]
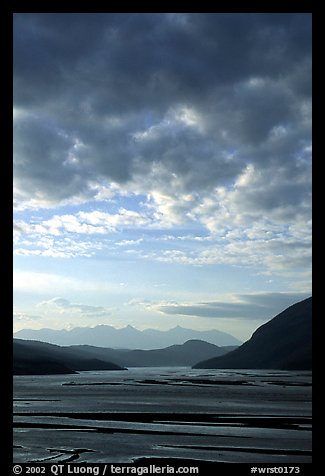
[
  {"left": 14, "top": 13, "right": 311, "bottom": 111},
  {"left": 13, "top": 115, "right": 88, "bottom": 200},
  {"left": 13, "top": 13, "right": 312, "bottom": 209}
]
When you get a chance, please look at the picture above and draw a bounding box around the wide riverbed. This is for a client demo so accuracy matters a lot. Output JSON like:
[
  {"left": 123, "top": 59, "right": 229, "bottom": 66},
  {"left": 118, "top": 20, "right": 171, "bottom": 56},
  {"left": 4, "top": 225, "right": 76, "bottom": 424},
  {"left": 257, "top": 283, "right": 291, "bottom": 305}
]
[{"left": 13, "top": 367, "right": 312, "bottom": 464}]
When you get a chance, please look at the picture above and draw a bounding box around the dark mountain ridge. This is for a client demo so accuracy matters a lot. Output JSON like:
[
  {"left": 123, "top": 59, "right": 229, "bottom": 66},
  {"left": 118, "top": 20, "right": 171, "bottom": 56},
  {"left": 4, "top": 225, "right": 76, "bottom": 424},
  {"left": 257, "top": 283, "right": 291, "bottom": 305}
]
[
  {"left": 193, "top": 297, "right": 312, "bottom": 370},
  {"left": 13, "top": 339, "right": 125, "bottom": 375},
  {"left": 13, "top": 338, "right": 237, "bottom": 374},
  {"left": 67, "top": 339, "right": 237, "bottom": 367}
]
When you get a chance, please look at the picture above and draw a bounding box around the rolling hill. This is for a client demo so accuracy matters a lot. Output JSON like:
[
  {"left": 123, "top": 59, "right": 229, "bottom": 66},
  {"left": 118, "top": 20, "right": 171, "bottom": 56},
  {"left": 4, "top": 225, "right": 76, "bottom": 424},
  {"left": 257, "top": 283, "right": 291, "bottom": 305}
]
[{"left": 68, "top": 339, "right": 237, "bottom": 367}]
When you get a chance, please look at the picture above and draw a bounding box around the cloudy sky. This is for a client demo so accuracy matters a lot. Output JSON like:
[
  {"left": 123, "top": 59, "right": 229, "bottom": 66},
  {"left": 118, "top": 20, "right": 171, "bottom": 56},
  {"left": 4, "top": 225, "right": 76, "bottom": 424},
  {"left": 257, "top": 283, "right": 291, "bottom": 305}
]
[{"left": 13, "top": 13, "right": 312, "bottom": 341}]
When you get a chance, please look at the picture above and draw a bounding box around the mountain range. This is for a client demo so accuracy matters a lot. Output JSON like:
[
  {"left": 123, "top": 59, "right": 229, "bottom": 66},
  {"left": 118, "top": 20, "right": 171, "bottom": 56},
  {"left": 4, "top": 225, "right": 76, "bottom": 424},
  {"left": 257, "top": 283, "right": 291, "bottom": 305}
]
[
  {"left": 13, "top": 339, "right": 236, "bottom": 374},
  {"left": 193, "top": 297, "right": 312, "bottom": 370},
  {"left": 13, "top": 297, "right": 312, "bottom": 374},
  {"left": 14, "top": 324, "right": 241, "bottom": 349}
]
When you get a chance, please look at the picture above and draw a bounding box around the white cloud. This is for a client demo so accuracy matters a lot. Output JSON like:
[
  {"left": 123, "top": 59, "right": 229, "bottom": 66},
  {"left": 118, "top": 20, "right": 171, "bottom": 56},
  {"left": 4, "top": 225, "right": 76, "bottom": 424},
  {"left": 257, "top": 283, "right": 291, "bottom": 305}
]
[
  {"left": 14, "top": 214, "right": 114, "bottom": 236},
  {"left": 79, "top": 209, "right": 151, "bottom": 228},
  {"left": 13, "top": 311, "right": 42, "bottom": 322},
  {"left": 116, "top": 238, "right": 143, "bottom": 246},
  {"left": 38, "top": 297, "right": 111, "bottom": 317},
  {"left": 13, "top": 168, "right": 311, "bottom": 284},
  {"left": 14, "top": 233, "right": 105, "bottom": 258}
]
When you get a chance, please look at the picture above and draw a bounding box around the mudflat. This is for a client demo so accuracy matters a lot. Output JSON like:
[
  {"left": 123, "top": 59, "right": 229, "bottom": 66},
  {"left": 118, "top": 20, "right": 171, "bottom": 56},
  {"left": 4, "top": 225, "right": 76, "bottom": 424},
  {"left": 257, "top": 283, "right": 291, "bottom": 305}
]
[{"left": 13, "top": 368, "right": 312, "bottom": 464}]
